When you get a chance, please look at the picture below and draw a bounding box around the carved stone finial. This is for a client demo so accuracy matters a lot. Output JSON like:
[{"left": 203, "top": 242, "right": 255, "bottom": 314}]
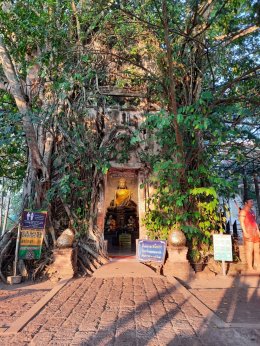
[
  {"left": 56, "top": 228, "right": 75, "bottom": 248},
  {"left": 167, "top": 225, "right": 186, "bottom": 247}
]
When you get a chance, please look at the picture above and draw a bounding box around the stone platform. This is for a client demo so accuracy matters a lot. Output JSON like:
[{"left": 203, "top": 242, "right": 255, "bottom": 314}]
[
  {"left": 163, "top": 246, "right": 195, "bottom": 281},
  {"left": 47, "top": 247, "right": 77, "bottom": 279}
]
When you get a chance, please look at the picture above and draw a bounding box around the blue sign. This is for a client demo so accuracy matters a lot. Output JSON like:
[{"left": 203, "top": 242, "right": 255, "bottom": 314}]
[
  {"left": 213, "top": 234, "right": 233, "bottom": 261},
  {"left": 21, "top": 210, "right": 47, "bottom": 230},
  {"left": 137, "top": 240, "right": 167, "bottom": 263}
]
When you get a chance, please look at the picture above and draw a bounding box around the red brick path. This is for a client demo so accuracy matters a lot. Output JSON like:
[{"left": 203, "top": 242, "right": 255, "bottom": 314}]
[
  {"left": 0, "top": 281, "right": 54, "bottom": 329},
  {"left": 1, "top": 277, "right": 256, "bottom": 346}
]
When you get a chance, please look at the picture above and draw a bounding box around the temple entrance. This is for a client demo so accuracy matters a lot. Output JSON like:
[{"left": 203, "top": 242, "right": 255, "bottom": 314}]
[{"left": 104, "top": 169, "right": 139, "bottom": 256}]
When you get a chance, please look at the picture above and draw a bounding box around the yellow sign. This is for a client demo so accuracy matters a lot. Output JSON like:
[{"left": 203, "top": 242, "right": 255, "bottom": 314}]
[
  {"left": 20, "top": 230, "right": 43, "bottom": 246},
  {"left": 19, "top": 209, "right": 47, "bottom": 260}
]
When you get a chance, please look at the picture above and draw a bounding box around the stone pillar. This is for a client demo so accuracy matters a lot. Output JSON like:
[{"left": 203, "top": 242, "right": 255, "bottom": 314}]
[
  {"left": 163, "top": 246, "right": 195, "bottom": 281},
  {"left": 48, "top": 248, "right": 77, "bottom": 280}
]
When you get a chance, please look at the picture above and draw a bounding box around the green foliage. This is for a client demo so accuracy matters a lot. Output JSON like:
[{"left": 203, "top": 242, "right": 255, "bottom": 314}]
[
  {"left": 0, "top": 105, "right": 26, "bottom": 184},
  {"left": 0, "top": 0, "right": 258, "bottom": 241},
  {"left": 141, "top": 109, "right": 230, "bottom": 245},
  {"left": 189, "top": 249, "right": 202, "bottom": 264}
]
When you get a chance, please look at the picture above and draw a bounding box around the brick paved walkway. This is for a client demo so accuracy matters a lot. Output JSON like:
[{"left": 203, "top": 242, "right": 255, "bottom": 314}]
[
  {"left": 190, "top": 286, "right": 260, "bottom": 323},
  {"left": 0, "top": 281, "right": 55, "bottom": 330},
  {"left": 1, "top": 275, "right": 256, "bottom": 346},
  {"left": 186, "top": 274, "right": 260, "bottom": 323}
]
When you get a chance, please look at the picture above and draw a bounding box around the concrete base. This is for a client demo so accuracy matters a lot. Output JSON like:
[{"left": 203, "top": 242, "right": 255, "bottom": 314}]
[
  {"left": 48, "top": 247, "right": 77, "bottom": 280},
  {"left": 167, "top": 245, "right": 188, "bottom": 262},
  {"left": 7, "top": 275, "right": 22, "bottom": 285},
  {"left": 163, "top": 246, "right": 195, "bottom": 281}
]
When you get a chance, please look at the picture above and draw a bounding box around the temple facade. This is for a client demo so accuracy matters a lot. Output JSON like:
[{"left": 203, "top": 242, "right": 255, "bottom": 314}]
[{"left": 94, "top": 103, "right": 150, "bottom": 255}]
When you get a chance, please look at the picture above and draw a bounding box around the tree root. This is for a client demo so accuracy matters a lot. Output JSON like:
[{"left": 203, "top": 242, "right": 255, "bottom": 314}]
[
  {"left": 0, "top": 239, "right": 12, "bottom": 283},
  {"left": 78, "top": 241, "right": 109, "bottom": 265},
  {"left": 77, "top": 257, "right": 92, "bottom": 276}
]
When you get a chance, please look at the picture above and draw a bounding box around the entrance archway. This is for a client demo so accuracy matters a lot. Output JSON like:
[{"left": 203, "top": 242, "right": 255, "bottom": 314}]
[{"left": 104, "top": 169, "right": 139, "bottom": 255}]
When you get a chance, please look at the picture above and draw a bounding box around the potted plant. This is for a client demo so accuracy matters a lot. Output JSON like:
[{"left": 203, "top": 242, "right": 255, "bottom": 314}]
[{"left": 189, "top": 248, "right": 204, "bottom": 272}]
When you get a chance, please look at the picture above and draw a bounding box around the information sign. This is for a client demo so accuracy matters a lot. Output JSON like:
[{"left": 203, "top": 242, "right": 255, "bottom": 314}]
[
  {"left": 19, "top": 229, "right": 44, "bottom": 259},
  {"left": 137, "top": 240, "right": 167, "bottom": 263},
  {"left": 21, "top": 210, "right": 47, "bottom": 230},
  {"left": 19, "top": 210, "right": 47, "bottom": 260},
  {"left": 213, "top": 234, "right": 233, "bottom": 262}
]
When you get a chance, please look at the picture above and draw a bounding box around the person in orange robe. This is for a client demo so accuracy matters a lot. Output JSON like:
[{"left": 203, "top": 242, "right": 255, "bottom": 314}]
[{"left": 239, "top": 199, "right": 260, "bottom": 271}]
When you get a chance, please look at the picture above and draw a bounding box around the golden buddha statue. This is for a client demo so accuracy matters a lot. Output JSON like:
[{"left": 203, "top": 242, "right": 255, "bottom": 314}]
[{"left": 111, "top": 178, "right": 134, "bottom": 208}]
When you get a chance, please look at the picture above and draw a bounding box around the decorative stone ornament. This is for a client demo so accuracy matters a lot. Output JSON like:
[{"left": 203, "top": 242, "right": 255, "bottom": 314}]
[
  {"left": 56, "top": 228, "right": 75, "bottom": 248},
  {"left": 167, "top": 225, "right": 186, "bottom": 247},
  {"left": 164, "top": 225, "right": 193, "bottom": 280}
]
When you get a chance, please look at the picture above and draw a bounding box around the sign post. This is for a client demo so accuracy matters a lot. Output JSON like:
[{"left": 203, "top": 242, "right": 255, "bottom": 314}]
[
  {"left": 7, "top": 210, "right": 47, "bottom": 284},
  {"left": 14, "top": 224, "right": 21, "bottom": 277},
  {"left": 18, "top": 210, "right": 47, "bottom": 260},
  {"left": 213, "top": 234, "right": 233, "bottom": 276},
  {"left": 137, "top": 240, "right": 167, "bottom": 263}
]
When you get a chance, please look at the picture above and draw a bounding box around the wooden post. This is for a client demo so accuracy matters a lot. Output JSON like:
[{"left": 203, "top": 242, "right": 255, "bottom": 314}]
[
  {"left": 14, "top": 224, "right": 21, "bottom": 276},
  {"left": 0, "top": 184, "right": 3, "bottom": 234},
  {"left": 2, "top": 190, "right": 10, "bottom": 235},
  {"left": 222, "top": 260, "right": 226, "bottom": 276}
]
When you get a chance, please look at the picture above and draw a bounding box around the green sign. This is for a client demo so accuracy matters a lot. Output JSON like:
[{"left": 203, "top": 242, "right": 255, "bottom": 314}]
[
  {"left": 18, "top": 210, "right": 47, "bottom": 260},
  {"left": 19, "top": 246, "right": 42, "bottom": 260},
  {"left": 213, "top": 234, "right": 233, "bottom": 261},
  {"left": 18, "top": 229, "right": 44, "bottom": 259}
]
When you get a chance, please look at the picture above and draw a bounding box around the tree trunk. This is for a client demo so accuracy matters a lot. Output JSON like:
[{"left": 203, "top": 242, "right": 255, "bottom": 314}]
[
  {"left": 0, "top": 37, "right": 43, "bottom": 172},
  {"left": 162, "top": 0, "right": 184, "bottom": 157},
  {"left": 2, "top": 191, "right": 10, "bottom": 235},
  {"left": 0, "top": 29, "right": 108, "bottom": 280},
  {"left": 0, "top": 180, "right": 4, "bottom": 234},
  {"left": 0, "top": 37, "right": 51, "bottom": 211}
]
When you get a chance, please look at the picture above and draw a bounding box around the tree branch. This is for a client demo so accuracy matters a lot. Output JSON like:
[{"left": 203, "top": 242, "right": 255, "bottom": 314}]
[
  {"left": 216, "top": 66, "right": 260, "bottom": 97},
  {"left": 213, "top": 95, "right": 260, "bottom": 107},
  {"left": 215, "top": 25, "right": 259, "bottom": 46}
]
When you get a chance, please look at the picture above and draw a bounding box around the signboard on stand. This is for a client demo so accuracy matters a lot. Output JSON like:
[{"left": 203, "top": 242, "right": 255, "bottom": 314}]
[
  {"left": 213, "top": 234, "right": 233, "bottom": 261},
  {"left": 19, "top": 229, "right": 44, "bottom": 259},
  {"left": 137, "top": 240, "right": 167, "bottom": 263},
  {"left": 18, "top": 210, "right": 47, "bottom": 260}
]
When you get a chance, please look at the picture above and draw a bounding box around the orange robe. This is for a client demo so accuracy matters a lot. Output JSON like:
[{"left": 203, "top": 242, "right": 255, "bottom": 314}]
[
  {"left": 244, "top": 210, "right": 259, "bottom": 243},
  {"left": 114, "top": 189, "right": 132, "bottom": 206}
]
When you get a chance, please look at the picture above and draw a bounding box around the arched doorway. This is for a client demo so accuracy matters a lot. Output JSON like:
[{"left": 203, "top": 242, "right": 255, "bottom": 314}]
[{"left": 104, "top": 169, "right": 139, "bottom": 255}]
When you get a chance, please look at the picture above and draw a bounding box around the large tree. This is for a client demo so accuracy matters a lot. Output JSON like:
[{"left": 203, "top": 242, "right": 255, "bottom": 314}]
[
  {"left": 0, "top": 0, "right": 259, "bottom": 278},
  {"left": 0, "top": 1, "right": 116, "bottom": 278}
]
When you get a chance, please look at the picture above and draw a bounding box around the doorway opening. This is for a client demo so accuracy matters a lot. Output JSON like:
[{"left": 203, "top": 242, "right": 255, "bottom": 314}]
[{"left": 104, "top": 170, "right": 139, "bottom": 256}]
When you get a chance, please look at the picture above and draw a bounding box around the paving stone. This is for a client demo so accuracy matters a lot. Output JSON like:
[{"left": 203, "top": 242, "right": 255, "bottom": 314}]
[
  {"left": 1, "top": 266, "right": 259, "bottom": 345},
  {"left": 31, "top": 331, "right": 54, "bottom": 344}
]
